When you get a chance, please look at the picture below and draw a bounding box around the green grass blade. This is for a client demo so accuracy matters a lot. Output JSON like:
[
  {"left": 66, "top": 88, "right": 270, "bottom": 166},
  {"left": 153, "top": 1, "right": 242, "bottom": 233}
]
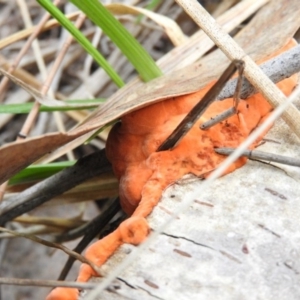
[
  {"left": 9, "top": 161, "right": 75, "bottom": 185},
  {"left": 0, "top": 99, "right": 105, "bottom": 114},
  {"left": 70, "top": 0, "right": 163, "bottom": 82},
  {"left": 145, "top": 0, "right": 162, "bottom": 11},
  {"left": 36, "top": 0, "right": 124, "bottom": 88}
]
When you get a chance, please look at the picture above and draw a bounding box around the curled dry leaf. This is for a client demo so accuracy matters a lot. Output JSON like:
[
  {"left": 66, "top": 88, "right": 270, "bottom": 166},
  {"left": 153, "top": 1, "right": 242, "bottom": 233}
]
[
  {"left": 106, "top": 3, "right": 187, "bottom": 46},
  {"left": 0, "top": 0, "right": 299, "bottom": 184}
]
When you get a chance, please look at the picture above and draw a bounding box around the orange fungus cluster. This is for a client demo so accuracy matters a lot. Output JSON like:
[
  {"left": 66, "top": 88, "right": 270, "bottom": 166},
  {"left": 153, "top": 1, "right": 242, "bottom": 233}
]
[{"left": 46, "top": 40, "right": 298, "bottom": 300}]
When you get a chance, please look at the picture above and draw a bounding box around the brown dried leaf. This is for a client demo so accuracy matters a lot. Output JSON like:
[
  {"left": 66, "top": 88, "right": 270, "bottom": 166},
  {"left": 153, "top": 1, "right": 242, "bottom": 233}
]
[
  {"left": 0, "top": 132, "right": 84, "bottom": 183},
  {"left": 0, "top": 68, "right": 96, "bottom": 107}
]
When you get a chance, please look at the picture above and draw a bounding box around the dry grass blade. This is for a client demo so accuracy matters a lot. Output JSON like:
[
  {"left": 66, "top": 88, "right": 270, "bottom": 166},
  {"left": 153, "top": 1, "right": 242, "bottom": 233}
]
[
  {"left": 0, "top": 68, "right": 66, "bottom": 106},
  {"left": 160, "top": 0, "right": 270, "bottom": 72},
  {"left": 14, "top": 215, "right": 85, "bottom": 229},
  {"left": 0, "top": 0, "right": 61, "bottom": 100},
  {"left": 0, "top": 11, "right": 81, "bottom": 50},
  {"left": 0, "top": 67, "right": 95, "bottom": 107},
  {"left": 106, "top": 3, "right": 187, "bottom": 46}
]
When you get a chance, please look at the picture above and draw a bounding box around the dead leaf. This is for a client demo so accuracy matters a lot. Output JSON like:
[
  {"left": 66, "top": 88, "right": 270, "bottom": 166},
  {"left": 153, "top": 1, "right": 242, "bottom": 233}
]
[
  {"left": 0, "top": 132, "right": 86, "bottom": 184},
  {"left": 0, "top": 68, "right": 97, "bottom": 108}
]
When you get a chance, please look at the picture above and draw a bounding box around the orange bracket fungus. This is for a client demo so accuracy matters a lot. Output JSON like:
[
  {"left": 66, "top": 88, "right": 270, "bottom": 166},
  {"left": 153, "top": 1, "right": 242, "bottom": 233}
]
[{"left": 46, "top": 40, "right": 298, "bottom": 300}]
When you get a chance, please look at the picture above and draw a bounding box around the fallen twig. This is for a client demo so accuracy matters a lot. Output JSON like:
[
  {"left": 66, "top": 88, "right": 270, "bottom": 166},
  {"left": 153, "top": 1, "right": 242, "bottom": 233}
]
[
  {"left": 0, "top": 149, "right": 112, "bottom": 225},
  {"left": 215, "top": 147, "right": 300, "bottom": 167},
  {"left": 57, "top": 197, "right": 122, "bottom": 280},
  {"left": 0, "top": 226, "right": 101, "bottom": 276},
  {"left": 218, "top": 44, "right": 300, "bottom": 100}
]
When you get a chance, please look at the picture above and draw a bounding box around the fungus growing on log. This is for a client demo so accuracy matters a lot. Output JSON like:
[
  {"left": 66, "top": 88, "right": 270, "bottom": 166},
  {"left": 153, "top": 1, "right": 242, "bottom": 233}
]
[{"left": 46, "top": 40, "right": 298, "bottom": 300}]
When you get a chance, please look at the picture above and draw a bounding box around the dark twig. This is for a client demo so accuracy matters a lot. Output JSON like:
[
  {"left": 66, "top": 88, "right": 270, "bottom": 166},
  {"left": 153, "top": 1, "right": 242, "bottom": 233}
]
[
  {"left": 201, "top": 60, "right": 245, "bottom": 130},
  {"left": 215, "top": 147, "right": 300, "bottom": 167},
  {"left": 218, "top": 44, "right": 300, "bottom": 100},
  {"left": 157, "top": 60, "right": 243, "bottom": 151},
  {"left": 232, "top": 59, "right": 245, "bottom": 108},
  {"left": 0, "top": 227, "right": 101, "bottom": 276},
  {"left": 0, "top": 149, "right": 112, "bottom": 225},
  {"left": 58, "top": 197, "right": 122, "bottom": 280},
  {"left": 54, "top": 198, "right": 121, "bottom": 243},
  {"left": 160, "top": 45, "right": 300, "bottom": 143}
]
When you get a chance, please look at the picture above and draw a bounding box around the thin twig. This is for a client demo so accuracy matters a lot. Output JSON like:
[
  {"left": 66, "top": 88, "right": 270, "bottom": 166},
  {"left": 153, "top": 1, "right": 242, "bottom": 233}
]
[
  {"left": 58, "top": 197, "right": 122, "bottom": 280},
  {"left": 0, "top": 277, "right": 99, "bottom": 289},
  {"left": 218, "top": 44, "right": 300, "bottom": 100},
  {"left": 0, "top": 12, "right": 80, "bottom": 50},
  {"left": 0, "top": 226, "right": 101, "bottom": 276},
  {"left": 215, "top": 147, "right": 300, "bottom": 167},
  {"left": 157, "top": 60, "right": 242, "bottom": 151},
  {"left": 54, "top": 198, "right": 121, "bottom": 243},
  {"left": 0, "top": 0, "right": 61, "bottom": 100},
  {"left": 200, "top": 107, "right": 236, "bottom": 129},
  {"left": 202, "top": 45, "right": 300, "bottom": 129},
  {"left": 0, "top": 224, "right": 61, "bottom": 239}
]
